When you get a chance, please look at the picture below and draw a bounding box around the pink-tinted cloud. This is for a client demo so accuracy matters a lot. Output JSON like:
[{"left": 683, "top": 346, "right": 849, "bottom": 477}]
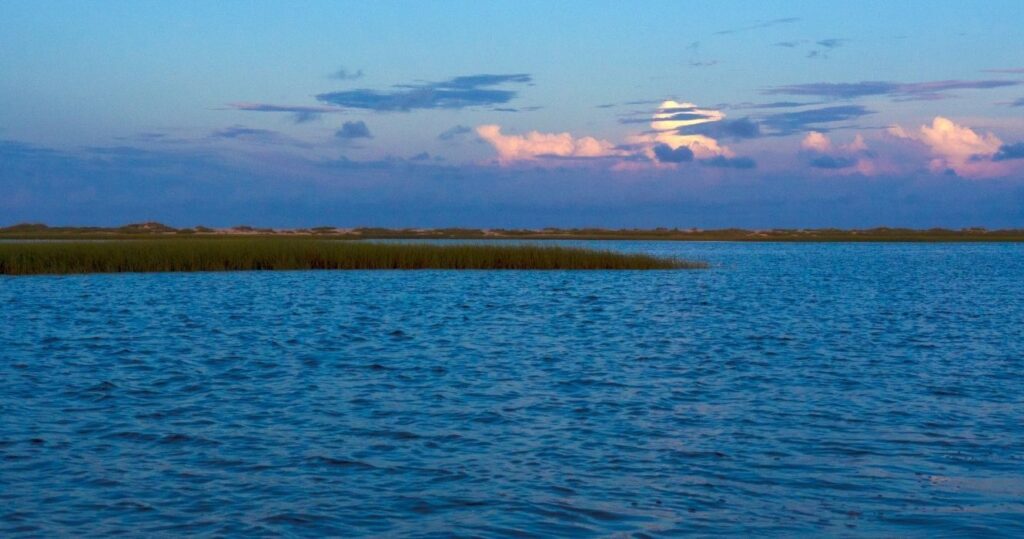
[
  {"left": 801, "top": 132, "right": 832, "bottom": 152},
  {"left": 477, "top": 101, "right": 750, "bottom": 169},
  {"left": 475, "top": 125, "right": 619, "bottom": 164},
  {"left": 637, "top": 100, "right": 732, "bottom": 159},
  {"left": 801, "top": 131, "right": 876, "bottom": 174},
  {"left": 888, "top": 117, "right": 1013, "bottom": 178}
]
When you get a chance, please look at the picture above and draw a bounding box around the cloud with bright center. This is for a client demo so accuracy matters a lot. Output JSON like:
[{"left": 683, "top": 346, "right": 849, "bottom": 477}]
[
  {"left": 475, "top": 125, "right": 620, "bottom": 164},
  {"left": 475, "top": 99, "right": 737, "bottom": 166},
  {"left": 647, "top": 100, "right": 731, "bottom": 158},
  {"left": 801, "top": 131, "right": 832, "bottom": 153},
  {"left": 889, "top": 117, "right": 1009, "bottom": 178}
]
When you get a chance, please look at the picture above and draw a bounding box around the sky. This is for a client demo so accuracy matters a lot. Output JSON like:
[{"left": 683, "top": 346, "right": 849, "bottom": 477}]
[{"left": 1, "top": 0, "right": 1023, "bottom": 228}]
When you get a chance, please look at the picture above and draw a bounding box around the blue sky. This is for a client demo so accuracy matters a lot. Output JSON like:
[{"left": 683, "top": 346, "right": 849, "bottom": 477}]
[{"left": 1, "top": 1, "right": 1023, "bottom": 227}]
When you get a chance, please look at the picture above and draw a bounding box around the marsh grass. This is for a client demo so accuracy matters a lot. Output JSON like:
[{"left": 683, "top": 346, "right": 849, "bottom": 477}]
[{"left": 0, "top": 239, "right": 703, "bottom": 275}]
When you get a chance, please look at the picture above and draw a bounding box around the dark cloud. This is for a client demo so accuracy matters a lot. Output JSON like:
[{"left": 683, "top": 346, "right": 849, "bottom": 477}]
[
  {"left": 983, "top": 68, "right": 1024, "bottom": 74},
  {"left": 317, "top": 74, "right": 531, "bottom": 112},
  {"left": 657, "top": 106, "right": 700, "bottom": 113},
  {"left": 210, "top": 126, "right": 311, "bottom": 148},
  {"left": 114, "top": 132, "right": 191, "bottom": 144},
  {"left": 685, "top": 118, "right": 762, "bottom": 140},
  {"left": 409, "top": 152, "right": 431, "bottom": 161},
  {"left": 596, "top": 99, "right": 664, "bottom": 109},
  {"left": 211, "top": 126, "right": 279, "bottom": 140},
  {"left": 761, "top": 105, "right": 874, "bottom": 134},
  {"left": 653, "top": 144, "right": 694, "bottom": 163},
  {"left": 816, "top": 38, "right": 847, "bottom": 48},
  {"left": 809, "top": 155, "right": 857, "bottom": 169},
  {"left": 331, "top": 68, "right": 364, "bottom": 80},
  {"left": 335, "top": 121, "right": 373, "bottom": 140},
  {"left": 993, "top": 143, "right": 1024, "bottom": 161},
  {"left": 131, "top": 132, "right": 169, "bottom": 141},
  {"left": 733, "top": 101, "right": 819, "bottom": 109},
  {"left": 227, "top": 102, "right": 339, "bottom": 123},
  {"left": 689, "top": 60, "right": 718, "bottom": 67},
  {"left": 715, "top": 17, "right": 799, "bottom": 35},
  {"left": 492, "top": 105, "right": 543, "bottom": 113},
  {"left": 624, "top": 111, "right": 715, "bottom": 125},
  {"left": 774, "top": 41, "right": 802, "bottom": 48},
  {"left": 1010, "top": 98, "right": 1024, "bottom": 107},
  {"left": 438, "top": 125, "right": 473, "bottom": 141},
  {"left": 700, "top": 156, "right": 756, "bottom": 169},
  {"left": 765, "top": 79, "right": 1020, "bottom": 101},
  {"left": 439, "top": 74, "right": 532, "bottom": 89}
]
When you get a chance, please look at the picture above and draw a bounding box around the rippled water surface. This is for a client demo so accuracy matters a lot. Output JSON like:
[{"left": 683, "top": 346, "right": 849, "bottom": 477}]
[{"left": 2, "top": 242, "right": 1023, "bottom": 537}]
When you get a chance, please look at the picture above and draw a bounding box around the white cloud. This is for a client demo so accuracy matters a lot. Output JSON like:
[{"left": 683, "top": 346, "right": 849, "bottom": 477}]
[
  {"left": 889, "top": 116, "right": 1009, "bottom": 178},
  {"left": 629, "top": 100, "right": 732, "bottom": 160},
  {"left": 475, "top": 124, "right": 620, "bottom": 164}
]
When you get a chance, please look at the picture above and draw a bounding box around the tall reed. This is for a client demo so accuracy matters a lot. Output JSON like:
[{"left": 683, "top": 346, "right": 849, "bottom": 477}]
[{"left": 0, "top": 240, "right": 704, "bottom": 275}]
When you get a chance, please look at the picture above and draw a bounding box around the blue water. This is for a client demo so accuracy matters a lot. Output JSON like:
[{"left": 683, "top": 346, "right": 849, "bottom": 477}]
[{"left": 2, "top": 242, "right": 1023, "bottom": 537}]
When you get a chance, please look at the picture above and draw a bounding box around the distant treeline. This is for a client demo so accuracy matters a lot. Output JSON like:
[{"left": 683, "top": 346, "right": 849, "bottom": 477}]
[
  {"left": 2, "top": 222, "right": 1024, "bottom": 241},
  {"left": 0, "top": 239, "right": 699, "bottom": 275}
]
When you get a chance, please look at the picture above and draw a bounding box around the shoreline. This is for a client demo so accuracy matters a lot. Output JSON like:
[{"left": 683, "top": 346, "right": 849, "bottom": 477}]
[{"left": 3, "top": 223, "right": 1024, "bottom": 242}]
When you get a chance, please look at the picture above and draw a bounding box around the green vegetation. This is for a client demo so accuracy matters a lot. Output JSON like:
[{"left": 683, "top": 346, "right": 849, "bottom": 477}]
[
  {"left": 0, "top": 239, "right": 699, "bottom": 275},
  {"left": 2, "top": 222, "right": 1024, "bottom": 242}
]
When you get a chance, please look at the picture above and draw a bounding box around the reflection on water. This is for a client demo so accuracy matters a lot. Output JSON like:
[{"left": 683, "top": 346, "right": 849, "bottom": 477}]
[{"left": 1, "top": 242, "right": 1022, "bottom": 536}]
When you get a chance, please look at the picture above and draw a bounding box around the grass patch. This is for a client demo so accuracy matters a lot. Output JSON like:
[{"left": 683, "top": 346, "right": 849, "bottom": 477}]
[{"left": 0, "top": 239, "right": 703, "bottom": 275}]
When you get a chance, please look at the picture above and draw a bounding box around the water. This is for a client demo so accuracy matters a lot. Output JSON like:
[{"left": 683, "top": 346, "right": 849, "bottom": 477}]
[{"left": 2, "top": 242, "right": 1022, "bottom": 537}]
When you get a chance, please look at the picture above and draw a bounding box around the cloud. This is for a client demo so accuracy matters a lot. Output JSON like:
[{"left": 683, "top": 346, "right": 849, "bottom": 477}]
[
  {"left": 211, "top": 126, "right": 279, "bottom": 140},
  {"left": 801, "top": 132, "right": 873, "bottom": 172},
  {"left": 919, "top": 117, "right": 1001, "bottom": 166},
  {"left": 889, "top": 116, "right": 1009, "bottom": 178},
  {"left": 317, "top": 73, "right": 531, "bottom": 112},
  {"left": 804, "top": 38, "right": 848, "bottom": 59},
  {"left": 1010, "top": 98, "right": 1024, "bottom": 107},
  {"left": 809, "top": 155, "right": 857, "bottom": 169},
  {"left": 700, "top": 156, "right": 756, "bottom": 169},
  {"left": 993, "top": 143, "right": 1024, "bottom": 161},
  {"left": 209, "top": 126, "right": 311, "bottom": 148},
  {"left": 774, "top": 41, "right": 803, "bottom": 48},
  {"left": 6, "top": 137, "right": 1024, "bottom": 229},
  {"left": 481, "top": 100, "right": 753, "bottom": 169},
  {"left": 645, "top": 100, "right": 730, "bottom": 158},
  {"left": 715, "top": 17, "right": 799, "bottom": 35},
  {"left": 227, "top": 102, "right": 340, "bottom": 123},
  {"left": 816, "top": 38, "right": 847, "bottom": 48},
  {"left": 734, "top": 101, "right": 818, "bottom": 109},
  {"left": 620, "top": 109, "right": 718, "bottom": 125},
  {"left": 765, "top": 79, "right": 1020, "bottom": 101},
  {"left": 762, "top": 105, "right": 873, "bottom": 135},
  {"left": 492, "top": 105, "right": 543, "bottom": 113},
  {"left": 331, "top": 68, "right": 364, "bottom": 80},
  {"left": 801, "top": 131, "right": 832, "bottom": 152},
  {"left": 335, "top": 121, "right": 373, "bottom": 140},
  {"left": 653, "top": 144, "right": 694, "bottom": 163},
  {"left": 686, "top": 117, "right": 762, "bottom": 140},
  {"left": 475, "top": 124, "right": 619, "bottom": 164},
  {"left": 983, "top": 68, "right": 1024, "bottom": 74},
  {"left": 438, "top": 125, "right": 473, "bottom": 141}
]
